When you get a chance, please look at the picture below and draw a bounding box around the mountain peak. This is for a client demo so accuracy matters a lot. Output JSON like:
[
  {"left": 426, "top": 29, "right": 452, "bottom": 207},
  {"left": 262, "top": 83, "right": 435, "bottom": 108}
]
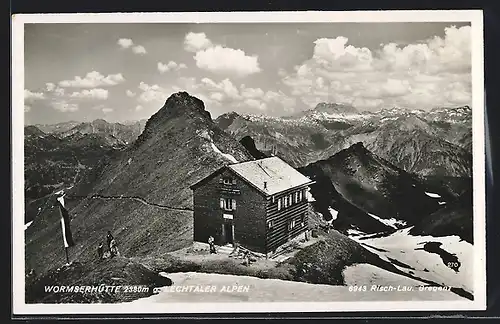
[
  {"left": 135, "top": 92, "right": 215, "bottom": 146},
  {"left": 215, "top": 111, "right": 242, "bottom": 130},
  {"left": 152, "top": 92, "right": 211, "bottom": 124},
  {"left": 92, "top": 118, "right": 109, "bottom": 125},
  {"left": 345, "top": 141, "right": 369, "bottom": 154},
  {"left": 24, "top": 125, "right": 46, "bottom": 136},
  {"left": 163, "top": 91, "right": 211, "bottom": 120},
  {"left": 328, "top": 141, "right": 370, "bottom": 161},
  {"left": 314, "top": 102, "right": 358, "bottom": 115}
]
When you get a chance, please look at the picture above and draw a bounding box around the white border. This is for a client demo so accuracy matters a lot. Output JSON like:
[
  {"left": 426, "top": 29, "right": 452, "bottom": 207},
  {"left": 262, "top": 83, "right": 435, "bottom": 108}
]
[{"left": 12, "top": 10, "right": 486, "bottom": 315}]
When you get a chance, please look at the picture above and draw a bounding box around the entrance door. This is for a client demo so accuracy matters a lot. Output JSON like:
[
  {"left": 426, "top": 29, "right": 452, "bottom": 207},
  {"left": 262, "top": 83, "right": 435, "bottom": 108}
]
[{"left": 223, "top": 220, "right": 234, "bottom": 244}]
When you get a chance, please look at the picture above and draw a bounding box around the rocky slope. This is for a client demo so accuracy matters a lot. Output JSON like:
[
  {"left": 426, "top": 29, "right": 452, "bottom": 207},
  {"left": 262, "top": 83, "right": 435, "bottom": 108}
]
[
  {"left": 298, "top": 142, "right": 471, "bottom": 241},
  {"left": 25, "top": 92, "right": 254, "bottom": 278}
]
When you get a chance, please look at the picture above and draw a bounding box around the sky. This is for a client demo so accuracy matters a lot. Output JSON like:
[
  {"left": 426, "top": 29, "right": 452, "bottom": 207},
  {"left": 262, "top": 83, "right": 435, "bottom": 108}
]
[{"left": 23, "top": 22, "right": 472, "bottom": 124}]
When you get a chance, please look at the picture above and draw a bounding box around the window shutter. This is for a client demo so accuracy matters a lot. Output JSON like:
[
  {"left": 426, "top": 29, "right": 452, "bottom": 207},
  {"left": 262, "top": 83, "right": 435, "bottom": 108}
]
[
  {"left": 277, "top": 198, "right": 281, "bottom": 210},
  {"left": 232, "top": 199, "right": 236, "bottom": 210},
  {"left": 220, "top": 198, "right": 224, "bottom": 209}
]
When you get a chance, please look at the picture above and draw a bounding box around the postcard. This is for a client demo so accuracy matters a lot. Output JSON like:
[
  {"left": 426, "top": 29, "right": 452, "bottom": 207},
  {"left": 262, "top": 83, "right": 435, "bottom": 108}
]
[{"left": 12, "top": 10, "right": 486, "bottom": 315}]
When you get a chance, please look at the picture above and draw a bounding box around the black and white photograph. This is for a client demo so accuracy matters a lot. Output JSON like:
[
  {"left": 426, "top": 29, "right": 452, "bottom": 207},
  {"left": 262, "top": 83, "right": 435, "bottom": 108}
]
[{"left": 12, "top": 10, "right": 486, "bottom": 314}]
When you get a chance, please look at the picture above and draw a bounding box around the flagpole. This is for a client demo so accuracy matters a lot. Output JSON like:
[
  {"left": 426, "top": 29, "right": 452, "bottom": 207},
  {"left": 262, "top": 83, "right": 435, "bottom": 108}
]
[{"left": 65, "top": 247, "right": 69, "bottom": 264}]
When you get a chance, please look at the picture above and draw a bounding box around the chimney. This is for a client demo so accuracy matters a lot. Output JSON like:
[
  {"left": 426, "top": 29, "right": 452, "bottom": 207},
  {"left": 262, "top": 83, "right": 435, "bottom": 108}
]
[{"left": 264, "top": 181, "right": 267, "bottom": 190}]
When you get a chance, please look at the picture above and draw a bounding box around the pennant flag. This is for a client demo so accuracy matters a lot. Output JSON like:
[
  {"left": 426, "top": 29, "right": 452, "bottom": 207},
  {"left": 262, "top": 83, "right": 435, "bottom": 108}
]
[{"left": 57, "top": 195, "right": 75, "bottom": 248}]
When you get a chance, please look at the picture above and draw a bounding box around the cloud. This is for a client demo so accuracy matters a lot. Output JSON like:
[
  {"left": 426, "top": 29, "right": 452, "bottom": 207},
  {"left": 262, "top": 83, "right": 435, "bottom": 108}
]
[
  {"left": 69, "top": 88, "right": 109, "bottom": 100},
  {"left": 137, "top": 82, "right": 169, "bottom": 103},
  {"left": 210, "top": 92, "right": 224, "bottom": 102},
  {"left": 200, "top": 78, "right": 241, "bottom": 100},
  {"left": 158, "top": 61, "right": 187, "bottom": 73},
  {"left": 263, "top": 90, "right": 297, "bottom": 113},
  {"left": 102, "top": 107, "right": 113, "bottom": 114},
  {"left": 244, "top": 99, "right": 267, "bottom": 111},
  {"left": 184, "top": 32, "right": 261, "bottom": 77},
  {"left": 117, "top": 38, "right": 147, "bottom": 54},
  {"left": 132, "top": 45, "right": 147, "bottom": 55},
  {"left": 24, "top": 105, "right": 31, "bottom": 113},
  {"left": 118, "top": 38, "right": 133, "bottom": 49},
  {"left": 240, "top": 85, "right": 265, "bottom": 99},
  {"left": 281, "top": 25, "right": 471, "bottom": 110},
  {"left": 54, "top": 87, "right": 65, "bottom": 96},
  {"left": 59, "top": 71, "right": 125, "bottom": 88},
  {"left": 51, "top": 101, "right": 79, "bottom": 112},
  {"left": 24, "top": 89, "right": 45, "bottom": 100},
  {"left": 194, "top": 46, "right": 261, "bottom": 77},
  {"left": 135, "top": 105, "right": 143, "bottom": 111},
  {"left": 184, "top": 32, "right": 213, "bottom": 52},
  {"left": 126, "top": 90, "right": 136, "bottom": 97},
  {"left": 45, "top": 83, "right": 56, "bottom": 92},
  {"left": 134, "top": 76, "right": 295, "bottom": 116}
]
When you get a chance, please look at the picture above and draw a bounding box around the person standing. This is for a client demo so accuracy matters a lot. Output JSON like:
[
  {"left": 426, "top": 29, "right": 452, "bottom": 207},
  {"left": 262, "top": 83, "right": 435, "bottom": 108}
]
[
  {"left": 110, "top": 239, "right": 118, "bottom": 257},
  {"left": 97, "top": 242, "right": 104, "bottom": 260},
  {"left": 106, "top": 231, "right": 114, "bottom": 251},
  {"left": 208, "top": 236, "right": 216, "bottom": 254}
]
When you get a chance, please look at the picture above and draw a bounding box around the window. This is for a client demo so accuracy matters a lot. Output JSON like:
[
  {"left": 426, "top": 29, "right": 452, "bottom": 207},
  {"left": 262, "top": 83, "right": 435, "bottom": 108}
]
[
  {"left": 298, "top": 190, "right": 303, "bottom": 202},
  {"left": 220, "top": 198, "right": 236, "bottom": 211},
  {"left": 277, "top": 197, "right": 281, "bottom": 210},
  {"left": 284, "top": 196, "right": 289, "bottom": 208},
  {"left": 267, "top": 220, "right": 274, "bottom": 230},
  {"left": 301, "top": 213, "right": 306, "bottom": 227},
  {"left": 294, "top": 191, "right": 299, "bottom": 203},
  {"left": 288, "top": 219, "right": 296, "bottom": 230},
  {"left": 223, "top": 177, "right": 233, "bottom": 185}
]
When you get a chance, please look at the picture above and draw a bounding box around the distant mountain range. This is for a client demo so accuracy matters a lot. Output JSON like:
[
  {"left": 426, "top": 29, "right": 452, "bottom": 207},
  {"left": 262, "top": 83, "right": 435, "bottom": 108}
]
[
  {"left": 34, "top": 118, "right": 147, "bottom": 144},
  {"left": 216, "top": 102, "right": 472, "bottom": 177}
]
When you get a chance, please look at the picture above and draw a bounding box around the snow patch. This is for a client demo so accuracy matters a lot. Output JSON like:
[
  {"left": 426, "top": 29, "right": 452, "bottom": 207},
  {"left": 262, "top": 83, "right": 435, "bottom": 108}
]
[
  {"left": 347, "top": 229, "right": 366, "bottom": 236},
  {"left": 367, "top": 213, "right": 406, "bottom": 229},
  {"left": 24, "top": 221, "right": 33, "bottom": 230},
  {"left": 198, "top": 129, "right": 239, "bottom": 163},
  {"left": 127, "top": 271, "right": 462, "bottom": 303},
  {"left": 306, "top": 191, "right": 316, "bottom": 202},
  {"left": 328, "top": 207, "right": 338, "bottom": 220},
  {"left": 349, "top": 228, "right": 474, "bottom": 295},
  {"left": 210, "top": 142, "right": 238, "bottom": 163},
  {"left": 425, "top": 192, "right": 441, "bottom": 198},
  {"left": 438, "top": 201, "right": 446, "bottom": 205}
]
